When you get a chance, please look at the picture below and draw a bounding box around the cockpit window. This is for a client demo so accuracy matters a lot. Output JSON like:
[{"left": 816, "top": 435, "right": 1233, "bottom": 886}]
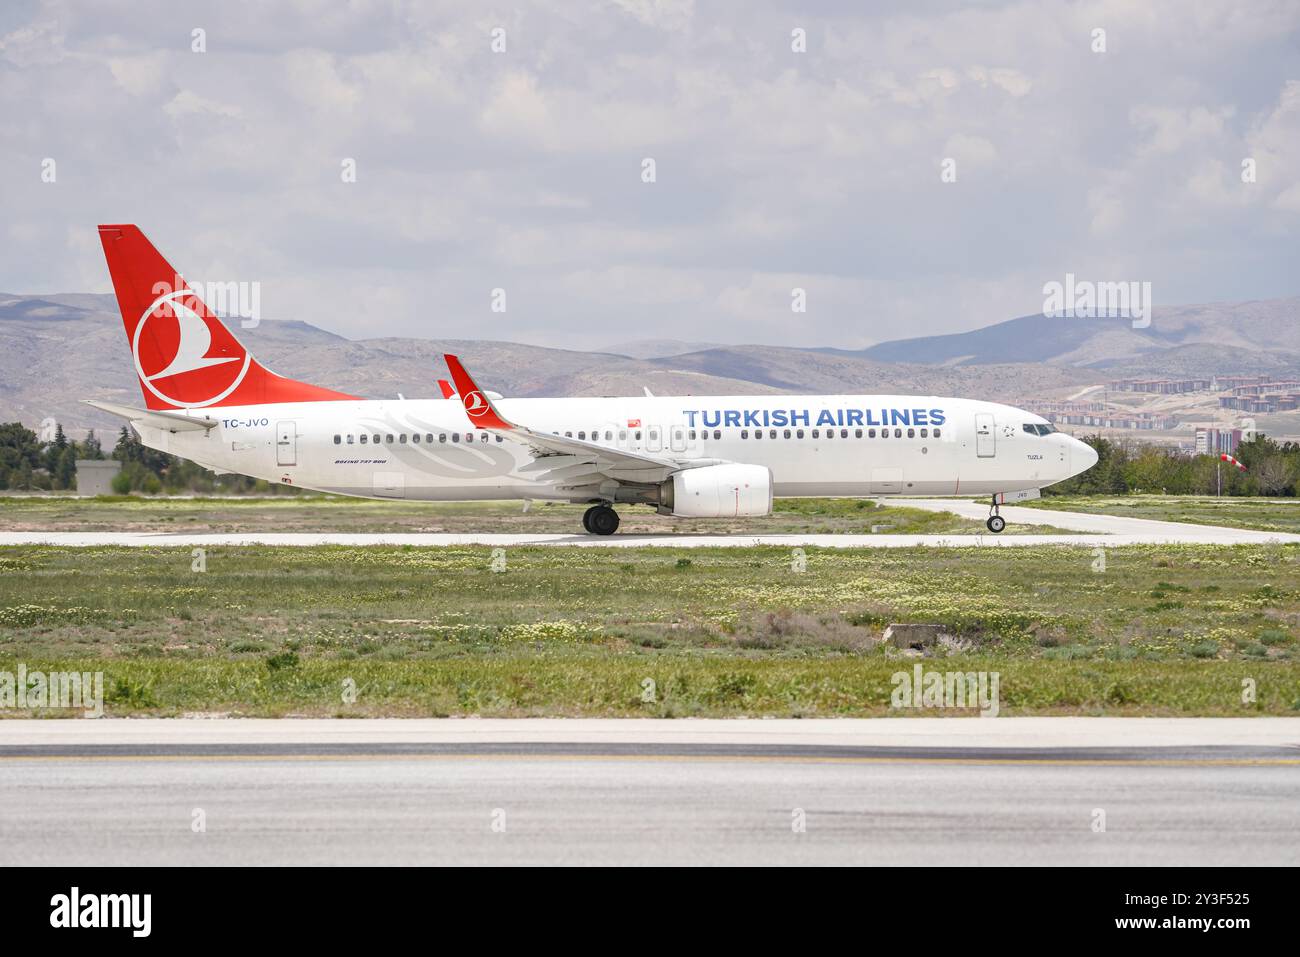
[{"left": 1023, "top": 423, "right": 1057, "bottom": 436}]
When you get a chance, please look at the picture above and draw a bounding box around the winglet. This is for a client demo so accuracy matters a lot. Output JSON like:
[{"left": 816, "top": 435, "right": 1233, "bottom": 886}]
[
  {"left": 443, "top": 354, "right": 513, "bottom": 429},
  {"left": 437, "top": 379, "right": 456, "bottom": 400}
]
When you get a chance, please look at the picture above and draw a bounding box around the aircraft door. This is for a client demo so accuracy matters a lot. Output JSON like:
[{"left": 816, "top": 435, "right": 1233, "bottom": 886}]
[
  {"left": 975, "top": 413, "right": 995, "bottom": 458},
  {"left": 670, "top": 425, "right": 686, "bottom": 452},
  {"left": 647, "top": 425, "right": 662, "bottom": 452},
  {"left": 276, "top": 420, "right": 298, "bottom": 466}
]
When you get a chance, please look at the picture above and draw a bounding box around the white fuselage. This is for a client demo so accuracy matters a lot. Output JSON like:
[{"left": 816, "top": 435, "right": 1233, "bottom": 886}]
[{"left": 134, "top": 393, "right": 1094, "bottom": 503}]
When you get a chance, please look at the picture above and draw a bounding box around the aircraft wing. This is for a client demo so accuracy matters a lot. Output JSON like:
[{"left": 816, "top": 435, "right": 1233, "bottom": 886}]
[{"left": 443, "top": 354, "right": 724, "bottom": 487}]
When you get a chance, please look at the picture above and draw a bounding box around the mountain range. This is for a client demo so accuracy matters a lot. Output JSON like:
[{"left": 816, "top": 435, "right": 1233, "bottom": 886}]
[{"left": 1, "top": 291, "right": 1297, "bottom": 433}]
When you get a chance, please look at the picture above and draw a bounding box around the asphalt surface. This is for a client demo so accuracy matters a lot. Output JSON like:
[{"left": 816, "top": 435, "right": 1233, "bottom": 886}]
[
  {"left": 2, "top": 719, "right": 1296, "bottom": 865},
  {"left": 2, "top": 500, "right": 1296, "bottom": 546}
]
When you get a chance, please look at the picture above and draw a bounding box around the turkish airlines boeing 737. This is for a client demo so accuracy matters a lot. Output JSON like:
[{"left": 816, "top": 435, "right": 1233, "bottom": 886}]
[{"left": 88, "top": 224, "right": 1098, "bottom": 534}]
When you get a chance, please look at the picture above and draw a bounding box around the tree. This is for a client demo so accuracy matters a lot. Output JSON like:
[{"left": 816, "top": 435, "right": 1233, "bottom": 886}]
[
  {"left": 1253, "top": 455, "right": 1298, "bottom": 496},
  {"left": 55, "top": 446, "right": 77, "bottom": 490},
  {"left": 78, "top": 430, "right": 105, "bottom": 460},
  {"left": 0, "top": 422, "right": 43, "bottom": 489}
]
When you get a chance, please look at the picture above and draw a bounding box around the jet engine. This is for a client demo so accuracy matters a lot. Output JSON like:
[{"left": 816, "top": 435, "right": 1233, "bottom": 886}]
[{"left": 662, "top": 464, "right": 772, "bottom": 518}]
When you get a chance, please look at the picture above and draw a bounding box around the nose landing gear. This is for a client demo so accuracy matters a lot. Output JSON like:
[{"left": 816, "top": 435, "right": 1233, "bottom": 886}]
[
  {"left": 986, "top": 496, "right": 1006, "bottom": 533},
  {"left": 582, "top": 504, "right": 620, "bottom": 536}
]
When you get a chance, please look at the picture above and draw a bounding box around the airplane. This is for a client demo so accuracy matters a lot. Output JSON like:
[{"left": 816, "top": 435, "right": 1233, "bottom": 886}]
[{"left": 87, "top": 224, "right": 1099, "bottom": 535}]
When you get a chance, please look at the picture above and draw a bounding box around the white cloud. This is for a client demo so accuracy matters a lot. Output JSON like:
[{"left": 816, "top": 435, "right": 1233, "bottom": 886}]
[{"left": 0, "top": 0, "right": 1298, "bottom": 350}]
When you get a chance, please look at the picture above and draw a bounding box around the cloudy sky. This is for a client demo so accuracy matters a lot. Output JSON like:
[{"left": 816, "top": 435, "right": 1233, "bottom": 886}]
[{"left": 1, "top": 0, "right": 1298, "bottom": 350}]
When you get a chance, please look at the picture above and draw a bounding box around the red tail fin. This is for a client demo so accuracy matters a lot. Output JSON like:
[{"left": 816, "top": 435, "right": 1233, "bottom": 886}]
[{"left": 97, "top": 224, "right": 356, "bottom": 410}]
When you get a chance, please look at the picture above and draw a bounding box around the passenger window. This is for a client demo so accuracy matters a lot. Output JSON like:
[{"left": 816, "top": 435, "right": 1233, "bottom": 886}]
[
  {"left": 826, "top": 430, "right": 834, "bottom": 440},
  {"left": 373, "top": 434, "right": 380, "bottom": 443},
  {"left": 426, "top": 434, "right": 434, "bottom": 443},
  {"left": 400, "top": 434, "right": 407, "bottom": 443},
  {"left": 333, "top": 435, "right": 341, "bottom": 444},
  {"left": 618, "top": 430, "right": 627, "bottom": 440},
  {"left": 481, "top": 433, "right": 488, "bottom": 443},
  {"left": 605, "top": 431, "right": 613, "bottom": 441},
  {"left": 933, "top": 428, "right": 941, "bottom": 438},
  {"left": 439, "top": 434, "right": 447, "bottom": 443},
  {"left": 412, "top": 434, "right": 420, "bottom": 443},
  {"left": 451, "top": 434, "right": 460, "bottom": 443},
  {"left": 783, "top": 429, "right": 791, "bottom": 439},
  {"left": 741, "top": 430, "right": 749, "bottom": 439},
  {"left": 754, "top": 430, "right": 762, "bottom": 440},
  {"left": 769, "top": 429, "right": 776, "bottom": 439},
  {"left": 465, "top": 433, "right": 473, "bottom": 443},
  {"left": 881, "top": 430, "right": 888, "bottom": 439},
  {"left": 360, "top": 435, "right": 368, "bottom": 444},
  {"left": 796, "top": 429, "right": 804, "bottom": 439},
  {"left": 635, "top": 431, "right": 642, "bottom": 440},
  {"left": 495, "top": 436, "right": 503, "bottom": 443},
  {"left": 578, "top": 432, "right": 586, "bottom": 440},
  {"left": 346, "top": 435, "right": 354, "bottom": 445},
  {"left": 713, "top": 430, "right": 721, "bottom": 439},
  {"left": 565, "top": 431, "right": 573, "bottom": 438},
  {"left": 894, "top": 428, "right": 902, "bottom": 438},
  {"left": 855, "top": 429, "right": 862, "bottom": 438},
  {"left": 869, "top": 429, "right": 876, "bottom": 438},
  {"left": 907, "top": 428, "right": 915, "bottom": 438}
]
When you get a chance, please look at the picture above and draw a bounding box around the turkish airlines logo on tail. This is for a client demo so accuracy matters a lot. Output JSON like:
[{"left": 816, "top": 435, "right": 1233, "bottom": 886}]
[
  {"left": 132, "top": 288, "right": 250, "bottom": 408},
  {"left": 463, "top": 390, "right": 489, "bottom": 418}
]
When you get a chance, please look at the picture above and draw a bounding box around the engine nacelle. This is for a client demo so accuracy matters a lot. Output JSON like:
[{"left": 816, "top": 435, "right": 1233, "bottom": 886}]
[{"left": 665, "top": 464, "right": 773, "bottom": 518}]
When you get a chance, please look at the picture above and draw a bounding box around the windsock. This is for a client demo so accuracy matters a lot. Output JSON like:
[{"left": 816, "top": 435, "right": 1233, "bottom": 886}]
[{"left": 1220, "top": 453, "right": 1247, "bottom": 472}]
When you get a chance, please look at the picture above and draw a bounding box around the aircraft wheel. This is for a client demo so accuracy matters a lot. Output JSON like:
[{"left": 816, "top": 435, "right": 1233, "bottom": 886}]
[
  {"left": 582, "top": 506, "right": 599, "bottom": 533},
  {"left": 589, "top": 506, "right": 620, "bottom": 536},
  {"left": 986, "top": 515, "right": 1006, "bottom": 533}
]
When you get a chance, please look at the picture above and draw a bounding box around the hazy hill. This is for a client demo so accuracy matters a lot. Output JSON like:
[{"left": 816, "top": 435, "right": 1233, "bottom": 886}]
[
  {"left": 2, "top": 291, "right": 1296, "bottom": 433},
  {"left": 852, "top": 298, "right": 1300, "bottom": 374}
]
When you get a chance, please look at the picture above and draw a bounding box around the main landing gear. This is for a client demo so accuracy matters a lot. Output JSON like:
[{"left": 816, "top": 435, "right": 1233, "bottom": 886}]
[
  {"left": 582, "top": 504, "right": 620, "bottom": 536},
  {"left": 986, "top": 496, "right": 1006, "bottom": 533}
]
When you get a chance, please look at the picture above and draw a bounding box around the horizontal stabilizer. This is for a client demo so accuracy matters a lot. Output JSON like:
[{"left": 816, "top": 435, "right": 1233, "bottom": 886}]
[{"left": 82, "top": 399, "right": 219, "bottom": 432}]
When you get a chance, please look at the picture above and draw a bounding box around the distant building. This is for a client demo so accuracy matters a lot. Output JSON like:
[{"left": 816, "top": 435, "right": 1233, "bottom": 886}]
[
  {"left": 1212, "top": 375, "right": 1269, "bottom": 391},
  {"left": 1107, "top": 377, "right": 1211, "bottom": 394},
  {"left": 75, "top": 459, "right": 120, "bottom": 496},
  {"left": 1217, "top": 387, "right": 1300, "bottom": 413},
  {"left": 1044, "top": 410, "right": 1178, "bottom": 430},
  {"left": 1194, "top": 428, "right": 1243, "bottom": 455}
]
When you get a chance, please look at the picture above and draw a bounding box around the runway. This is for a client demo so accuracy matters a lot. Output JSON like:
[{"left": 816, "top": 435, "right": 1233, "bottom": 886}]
[
  {"left": 2, "top": 719, "right": 1297, "bottom": 865},
  {"left": 0, "top": 527, "right": 1294, "bottom": 549},
  {"left": 2, "top": 499, "right": 1295, "bottom": 547}
]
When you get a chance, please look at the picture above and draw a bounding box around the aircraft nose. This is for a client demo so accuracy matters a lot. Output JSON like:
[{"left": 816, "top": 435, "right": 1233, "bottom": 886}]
[{"left": 1071, "top": 436, "right": 1098, "bottom": 473}]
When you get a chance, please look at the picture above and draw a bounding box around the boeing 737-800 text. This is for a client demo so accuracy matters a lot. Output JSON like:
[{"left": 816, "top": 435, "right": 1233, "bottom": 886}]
[{"left": 88, "top": 225, "right": 1098, "bottom": 534}]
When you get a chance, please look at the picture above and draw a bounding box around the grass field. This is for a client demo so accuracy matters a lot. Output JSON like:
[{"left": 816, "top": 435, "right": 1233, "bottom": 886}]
[
  {"left": 1033, "top": 495, "right": 1300, "bottom": 534},
  {"left": 1, "top": 540, "right": 1296, "bottom": 716},
  {"left": 0, "top": 495, "right": 1075, "bottom": 535}
]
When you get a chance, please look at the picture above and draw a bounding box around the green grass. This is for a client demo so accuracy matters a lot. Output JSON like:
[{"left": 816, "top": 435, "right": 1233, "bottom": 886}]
[
  {"left": 2, "top": 655, "right": 1291, "bottom": 717},
  {"left": 1033, "top": 495, "right": 1300, "bottom": 534},
  {"left": 0, "top": 542, "right": 1297, "bottom": 716}
]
